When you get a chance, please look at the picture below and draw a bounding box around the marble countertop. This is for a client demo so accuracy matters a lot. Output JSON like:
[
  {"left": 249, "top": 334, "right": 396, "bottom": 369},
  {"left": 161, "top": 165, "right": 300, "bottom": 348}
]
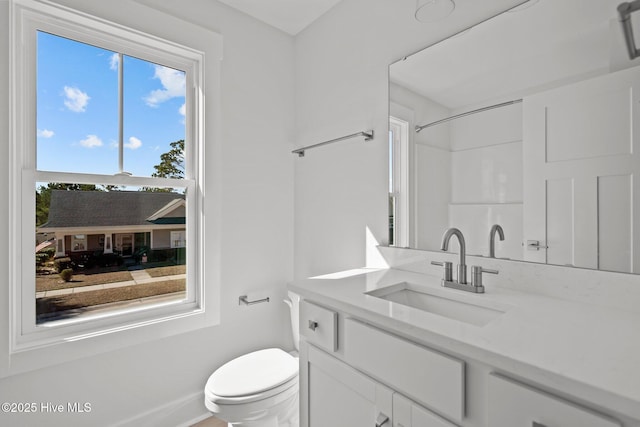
[{"left": 289, "top": 268, "right": 640, "bottom": 420}]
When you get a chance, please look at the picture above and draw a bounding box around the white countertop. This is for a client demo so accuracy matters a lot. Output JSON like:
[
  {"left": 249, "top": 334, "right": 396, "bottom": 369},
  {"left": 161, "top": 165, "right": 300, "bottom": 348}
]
[{"left": 290, "top": 268, "right": 640, "bottom": 420}]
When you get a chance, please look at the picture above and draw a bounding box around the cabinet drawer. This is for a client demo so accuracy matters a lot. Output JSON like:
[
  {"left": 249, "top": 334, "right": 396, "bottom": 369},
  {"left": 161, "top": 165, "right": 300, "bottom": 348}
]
[
  {"left": 300, "top": 300, "right": 338, "bottom": 352},
  {"left": 488, "top": 373, "right": 621, "bottom": 427},
  {"left": 343, "top": 318, "right": 465, "bottom": 423}
]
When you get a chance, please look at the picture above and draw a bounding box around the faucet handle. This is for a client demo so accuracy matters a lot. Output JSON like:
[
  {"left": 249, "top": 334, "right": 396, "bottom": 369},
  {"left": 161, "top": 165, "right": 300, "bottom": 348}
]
[
  {"left": 431, "top": 260, "right": 453, "bottom": 282},
  {"left": 470, "top": 265, "right": 498, "bottom": 290}
]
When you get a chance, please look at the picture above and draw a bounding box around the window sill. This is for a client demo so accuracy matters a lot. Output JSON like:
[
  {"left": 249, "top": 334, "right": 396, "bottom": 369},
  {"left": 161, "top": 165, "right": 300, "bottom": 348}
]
[{"left": 3, "top": 298, "right": 218, "bottom": 378}]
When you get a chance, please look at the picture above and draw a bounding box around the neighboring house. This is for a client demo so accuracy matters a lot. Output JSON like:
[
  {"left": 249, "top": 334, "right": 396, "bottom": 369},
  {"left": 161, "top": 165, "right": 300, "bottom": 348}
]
[{"left": 38, "top": 190, "right": 186, "bottom": 262}]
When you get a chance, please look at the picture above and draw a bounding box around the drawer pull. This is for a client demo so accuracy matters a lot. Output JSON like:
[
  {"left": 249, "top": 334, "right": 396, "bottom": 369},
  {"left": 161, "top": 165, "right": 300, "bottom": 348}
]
[
  {"left": 375, "top": 413, "right": 389, "bottom": 427},
  {"left": 308, "top": 320, "right": 319, "bottom": 331},
  {"left": 532, "top": 422, "right": 546, "bottom": 427}
]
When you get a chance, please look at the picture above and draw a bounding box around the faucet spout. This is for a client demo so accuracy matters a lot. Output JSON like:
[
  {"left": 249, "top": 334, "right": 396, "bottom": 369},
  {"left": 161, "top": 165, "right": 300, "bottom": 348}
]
[
  {"left": 440, "top": 228, "right": 467, "bottom": 284},
  {"left": 441, "top": 227, "right": 466, "bottom": 264},
  {"left": 489, "top": 224, "right": 505, "bottom": 258}
]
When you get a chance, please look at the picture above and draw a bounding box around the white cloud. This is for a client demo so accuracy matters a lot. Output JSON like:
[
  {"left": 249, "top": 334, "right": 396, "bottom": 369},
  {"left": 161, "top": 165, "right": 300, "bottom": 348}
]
[
  {"left": 179, "top": 103, "right": 186, "bottom": 124},
  {"left": 63, "top": 86, "right": 90, "bottom": 112},
  {"left": 109, "top": 137, "right": 142, "bottom": 150},
  {"left": 144, "top": 65, "right": 185, "bottom": 107},
  {"left": 80, "top": 134, "right": 103, "bottom": 148},
  {"left": 109, "top": 53, "right": 120, "bottom": 71},
  {"left": 125, "top": 136, "right": 142, "bottom": 150},
  {"left": 37, "top": 129, "right": 54, "bottom": 138}
]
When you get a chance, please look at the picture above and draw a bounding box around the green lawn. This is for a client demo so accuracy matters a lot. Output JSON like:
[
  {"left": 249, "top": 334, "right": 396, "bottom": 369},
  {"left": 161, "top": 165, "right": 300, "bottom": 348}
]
[
  {"left": 35, "top": 263, "right": 187, "bottom": 321},
  {"left": 145, "top": 264, "right": 186, "bottom": 277},
  {"left": 36, "top": 270, "right": 133, "bottom": 292},
  {"left": 36, "top": 279, "right": 186, "bottom": 317}
]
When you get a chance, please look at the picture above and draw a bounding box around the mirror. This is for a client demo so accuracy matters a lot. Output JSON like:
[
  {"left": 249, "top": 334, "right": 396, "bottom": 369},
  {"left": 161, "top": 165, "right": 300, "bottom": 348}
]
[{"left": 388, "top": 0, "right": 640, "bottom": 273}]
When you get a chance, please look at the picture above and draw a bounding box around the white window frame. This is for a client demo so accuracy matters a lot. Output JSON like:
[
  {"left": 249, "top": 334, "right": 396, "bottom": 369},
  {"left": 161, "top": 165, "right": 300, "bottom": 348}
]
[
  {"left": 9, "top": 0, "right": 213, "bottom": 359},
  {"left": 71, "top": 234, "right": 87, "bottom": 252},
  {"left": 170, "top": 231, "right": 186, "bottom": 249},
  {"left": 389, "top": 116, "right": 410, "bottom": 248}
]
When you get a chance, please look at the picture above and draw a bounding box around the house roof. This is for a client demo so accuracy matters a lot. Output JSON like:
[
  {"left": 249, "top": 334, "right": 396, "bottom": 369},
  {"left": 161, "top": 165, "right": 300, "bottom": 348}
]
[
  {"left": 40, "top": 190, "right": 185, "bottom": 229},
  {"left": 146, "top": 198, "right": 186, "bottom": 221}
]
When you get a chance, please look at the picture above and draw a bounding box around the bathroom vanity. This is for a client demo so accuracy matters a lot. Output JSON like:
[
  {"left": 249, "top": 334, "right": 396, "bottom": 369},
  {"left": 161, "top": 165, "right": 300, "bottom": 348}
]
[
  {"left": 291, "top": 1, "right": 640, "bottom": 425},
  {"left": 290, "top": 267, "right": 640, "bottom": 427}
]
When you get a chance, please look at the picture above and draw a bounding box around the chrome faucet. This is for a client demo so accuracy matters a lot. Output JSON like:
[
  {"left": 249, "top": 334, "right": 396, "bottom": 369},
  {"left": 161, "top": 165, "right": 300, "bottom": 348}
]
[
  {"left": 489, "top": 224, "right": 504, "bottom": 258},
  {"left": 431, "top": 227, "right": 498, "bottom": 294},
  {"left": 440, "top": 227, "right": 467, "bottom": 284}
]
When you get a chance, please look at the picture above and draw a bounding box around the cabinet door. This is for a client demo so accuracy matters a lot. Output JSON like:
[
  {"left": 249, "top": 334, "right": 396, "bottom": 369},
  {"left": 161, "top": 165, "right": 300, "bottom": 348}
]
[
  {"left": 307, "top": 344, "right": 393, "bottom": 427},
  {"left": 393, "top": 394, "right": 459, "bottom": 427},
  {"left": 488, "top": 373, "right": 621, "bottom": 427}
]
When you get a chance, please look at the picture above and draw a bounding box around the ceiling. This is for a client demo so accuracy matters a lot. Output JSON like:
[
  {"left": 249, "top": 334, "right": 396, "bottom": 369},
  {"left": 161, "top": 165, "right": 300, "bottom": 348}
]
[
  {"left": 217, "top": 0, "right": 345, "bottom": 35},
  {"left": 389, "top": 0, "right": 637, "bottom": 110}
]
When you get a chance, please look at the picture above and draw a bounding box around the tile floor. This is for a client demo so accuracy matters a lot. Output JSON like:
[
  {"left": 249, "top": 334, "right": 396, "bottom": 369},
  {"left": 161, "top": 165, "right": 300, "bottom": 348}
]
[{"left": 191, "top": 415, "right": 226, "bottom": 427}]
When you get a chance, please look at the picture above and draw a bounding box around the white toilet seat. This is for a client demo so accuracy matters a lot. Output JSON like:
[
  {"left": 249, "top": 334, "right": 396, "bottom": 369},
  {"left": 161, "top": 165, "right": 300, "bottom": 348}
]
[
  {"left": 204, "top": 347, "right": 300, "bottom": 418},
  {"left": 206, "top": 374, "right": 298, "bottom": 406},
  {"left": 207, "top": 348, "right": 298, "bottom": 401},
  {"left": 205, "top": 377, "right": 298, "bottom": 427}
]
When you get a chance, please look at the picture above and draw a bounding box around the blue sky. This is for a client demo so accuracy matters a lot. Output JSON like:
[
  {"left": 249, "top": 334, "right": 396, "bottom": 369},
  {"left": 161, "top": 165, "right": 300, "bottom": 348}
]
[{"left": 36, "top": 31, "right": 186, "bottom": 178}]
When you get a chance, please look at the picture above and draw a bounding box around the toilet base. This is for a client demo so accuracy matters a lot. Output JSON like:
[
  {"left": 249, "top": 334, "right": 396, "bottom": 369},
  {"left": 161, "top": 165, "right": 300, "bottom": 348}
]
[
  {"left": 215, "top": 387, "right": 298, "bottom": 427},
  {"left": 226, "top": 413, "right": 298, "bottom": 427}
]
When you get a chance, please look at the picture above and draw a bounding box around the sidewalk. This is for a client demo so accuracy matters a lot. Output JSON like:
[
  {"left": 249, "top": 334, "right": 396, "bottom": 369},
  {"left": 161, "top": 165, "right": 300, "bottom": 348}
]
[{"left": 36, "top": 269, "right": 186, "bottom": 299}]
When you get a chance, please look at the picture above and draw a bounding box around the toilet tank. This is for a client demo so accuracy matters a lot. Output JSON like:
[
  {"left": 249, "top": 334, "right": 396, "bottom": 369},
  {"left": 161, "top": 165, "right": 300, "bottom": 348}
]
[{"left": 285, "top": 291, "right": 300, "bottom": 352}]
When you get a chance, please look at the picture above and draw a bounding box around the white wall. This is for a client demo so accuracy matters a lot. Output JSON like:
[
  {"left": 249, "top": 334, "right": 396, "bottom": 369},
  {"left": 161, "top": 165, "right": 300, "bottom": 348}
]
[
  {"left": 448, "top": 102, "right": 523, "bottom": 259},
  {"left": 0, "top": 0, "right": 294, "bottom": 425},
  {"left": 389, "top": 83, "right": 451, "bottom": 251},
  {"left": 293, "top": 0, "right": 528, "bottom": 279}
]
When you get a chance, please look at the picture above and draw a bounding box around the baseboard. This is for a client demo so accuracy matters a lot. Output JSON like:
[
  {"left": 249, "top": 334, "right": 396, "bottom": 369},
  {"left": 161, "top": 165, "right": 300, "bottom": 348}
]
[{"left": 113, "top": 390, "right": 209, "bottom": 427}]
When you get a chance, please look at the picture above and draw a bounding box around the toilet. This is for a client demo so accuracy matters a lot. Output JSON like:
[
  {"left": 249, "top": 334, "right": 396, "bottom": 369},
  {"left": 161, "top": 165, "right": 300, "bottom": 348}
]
[{"left": 204, "top": 292, "right": 300, "bottom": 427}]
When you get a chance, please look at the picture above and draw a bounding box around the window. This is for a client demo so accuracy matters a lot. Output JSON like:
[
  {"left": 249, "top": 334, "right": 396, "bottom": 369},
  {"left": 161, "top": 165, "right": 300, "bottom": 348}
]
[
  {"left": 389, "top": 116, "right": 410, "bottom": 247},
  {"left": 71, "top": 235, "right": 86, "bottom": 252},
  {"left": 10, "top": 0, "right": 210, "bottom": 354},
  {"left": 171, "top": 231, "right": 186, "bottom": 249}
]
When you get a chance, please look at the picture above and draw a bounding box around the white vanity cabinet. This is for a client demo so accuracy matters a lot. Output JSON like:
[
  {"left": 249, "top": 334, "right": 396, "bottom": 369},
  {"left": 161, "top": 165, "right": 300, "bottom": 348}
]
[
  {"left": 301, "top": 301, "right": 392, "bottom": 427},
  {"left": 304, "top": 340, "right": 457, "bottom": 427},
  {"left": 299, "top": 300, "right": 463, "bottom": 427},
  {"left": 488, "top": 373, "right": 622, "bottom": 427},
  {"left": 394, "top": 394, "right": 459, "bottom": 427},
  {"left": 305, "top": 344, "right": 393, "bottom": 427},
  {"left": 298, "top": 298, "right": 631, "bottom": 427},
  {"left": 342, "top": 318, "right": 465, "bottom": 423}
]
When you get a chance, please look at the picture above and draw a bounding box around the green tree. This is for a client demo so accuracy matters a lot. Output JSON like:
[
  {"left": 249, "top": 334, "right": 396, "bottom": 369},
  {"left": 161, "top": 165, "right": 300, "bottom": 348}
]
[
  {"left": 144, "top": 139, "right": 184, "bottom": 193},
  {"left": 152, "top": 139, "right": 184, "bottom": 179}
]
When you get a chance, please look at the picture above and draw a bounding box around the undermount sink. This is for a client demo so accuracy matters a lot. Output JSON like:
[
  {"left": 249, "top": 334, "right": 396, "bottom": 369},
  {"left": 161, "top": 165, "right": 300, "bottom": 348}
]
[{"left": 366, "top": 282, "right": 509, "bottom": 326}]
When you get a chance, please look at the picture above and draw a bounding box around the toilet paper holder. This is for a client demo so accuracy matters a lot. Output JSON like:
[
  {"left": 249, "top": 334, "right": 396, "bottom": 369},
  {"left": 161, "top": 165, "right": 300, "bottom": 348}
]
[{"left": 239, "top": 295, "right": 270, "bottom": 306}]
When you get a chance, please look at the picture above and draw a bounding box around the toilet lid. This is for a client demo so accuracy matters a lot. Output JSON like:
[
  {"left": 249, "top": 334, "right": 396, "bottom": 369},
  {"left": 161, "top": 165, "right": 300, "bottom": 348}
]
[{"left": 207, "top": 348, "right": 298, "bottom": 398}]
